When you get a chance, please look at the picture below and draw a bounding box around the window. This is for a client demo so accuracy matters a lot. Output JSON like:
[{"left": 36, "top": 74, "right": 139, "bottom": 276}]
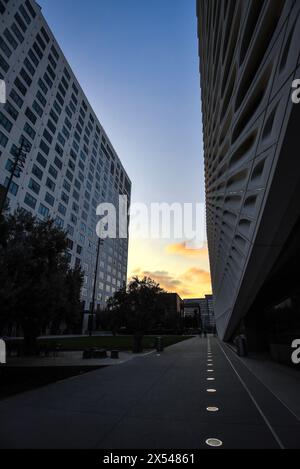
[
  {"left": 20, "top": 68, "right": 32, "bottom": 87},
  {"left": 68, "top": 160, "right": 75, "bottom": 172},
  {"left": 32, "top": 164, "right": 43, "bottom": 180},
  {"left": 66, "top": 170, "right": 73, "bottom": 182},
  {"left": 4, "top": 178, "right": 18, "bottom": 196},
  {"left": 15, "top": 12, "right": 27, "bottom": 33},
  {"left": 57, "top": 133, "right": 65, "bottom": 147},
  {"left": 47, "top": 65, "right": 56, "bottom": 81},
  {"left": 0, "top": 130, "right": 8, "bottom": 148},
  {"left": 43, "top": 73, "right": 53, "bottom": 89},
  {"left": 39, "top": 140, "right": 49, "bottom": 155},
  {"left": 74, "top": 179, "right": 81, "bottom": 191},
  {"left": 25, "top": 0, "right": 36, "bottom": 19},
  {"left": 43, "top": 129, "right": 53, "bottom": 145},
  {"left": 28, "top": 49, "right": 39, "bottom": 67},
  {"left": 55, "top": 216, "right": 64, "bottom": 229},
  {"left": 24, "top": 57, "right": 35, "bottom": 76},
  {"left": 73, "top": 190, "right": 79, "bottom": 202},
  {"left": 48, "top": 54, "right": 57, "bottom": 70},
  {"left": 25, "top": 107, "right": 37, "bottom": 125},
  {"left": 61, "top": 192, "right": 69, "bottom": 205},
  {"left": 70, "top": 214, "right": 77, "bottom": 225},
  {"left": 54, "top": 157, "right": 63, "bottom": 170},
  {"left": 28, "top": 178, "right": 41, "bottom": 195},
  {"left": 36, "top": 152, "right": 47, "bottom": 169},
  {"left": 62, "top": 126, "right": 70, "bottom": 140},
  {"left": 24, "top": 122, "right": 36, "bottom": 140},
  {"left": 65, "top": 117, "right": 72, "bottom": 131},
  {"left": 56, "top": 92, "right": 64, "bottom": 107},
  {"left": 46, "top": 177, "right": 55, "bottom": 192},
  {"left": 67, "top": 224, "right": 74, "bottom": 236},
  {"left": 49, "top": 165, "right": 58, "bottom": 180},
  {"left": 0, "top": 37, "right": 12, "bottom": 59},
  {"left": 36, "top": 90, "right": 46, "bottom": 107},
  {"left": 58, "top": 83, "right": 66, "bottom": 98},
  {"left": 11, "top": 23, "right": 24, "bottom": 44},
  {"left": 19, "top": 4, "right": 31, "bottom": 25},
  {"left": 39, "top": 203, "right": 49, "bottom": 218},
  {"left": 51, "top": 44, "right": 59, "bottom": 60},
  {"left": 24, "top": 192, "right": 37, "bottom": 209},
  {"left": 63, "top": 180, "right": 71, "bottom": 193},
  {"left": 0, "top": 54, "right": 9, "bottom": 73},
  {"left": 66, "top": 239, "right": 74, "bottom": 251},
  {"left": 50, "top": 110, "right": 58, "bottom": 126},
  {"left": 36, "top": 33, "right": 46, "bottom": 51},
  {"left": 0, "top": 112, "right": 13, "bottom": 132},
  {"left": 14, "top": 77, "right": 27, "bottom": 97},
  {"left": 4, "top": 29, "right": 17, "bottom": 50},
  {"left": 55, "top": 143, "right": 63, "bottom": 157},
  {"left": 72, "top": 202, "right": 79, "bottom": 214},
  {"left": 33, "top": 42, "right": 43, "bottom": 59},
  {"left": 58, "top": 203, "right": 66, "bottom": 216},
  {"left": 33, "top": 100, "right": 43, "bottom": 117},
  {"left": 53, "top": 101, "right": 62, "bottom": 115},
  {"left": 41, "top": 27, "right": 50, "bottom": 43},
  {"left": 45, "top": 192, "right": 54, "bottom": 207},
  {"left": 38, "top": 78, "right": 48, "bottom": 95}
]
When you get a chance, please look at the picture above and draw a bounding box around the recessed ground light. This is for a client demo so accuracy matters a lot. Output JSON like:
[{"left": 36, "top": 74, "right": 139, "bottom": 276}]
[
  {"left": 206, "top": 438, "right": 223, "bottom": 447},
  {"left": 207, "top": 378, "right": 215, "bottom": 381},
  {"left": 207, "top": 389, "right": 217, "bottom": 393},
  {"left": 207, "top": 369, "right": 214, "bottom": 372},
  {"left": 206, "top": 407, "right": 219, "bottom": 412}
]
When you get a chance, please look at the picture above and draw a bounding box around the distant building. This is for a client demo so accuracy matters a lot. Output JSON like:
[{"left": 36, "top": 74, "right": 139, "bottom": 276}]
[
  {"left": 161, "top": 293, "right": 184, "bottom": 318},
  {"left": 184, "top": 296, "right": 215, "bottom": 332},
  {"left": 200, "top": 295, "right": 215, "bottom": 332},
  {"left": 184, "top": 299, "right": 201, "bottom": 318}
]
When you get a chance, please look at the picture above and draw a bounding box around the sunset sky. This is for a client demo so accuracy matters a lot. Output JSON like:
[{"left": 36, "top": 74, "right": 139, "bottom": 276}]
[{"left": 39, "top": 0, "right": 212, "bottom": 299}]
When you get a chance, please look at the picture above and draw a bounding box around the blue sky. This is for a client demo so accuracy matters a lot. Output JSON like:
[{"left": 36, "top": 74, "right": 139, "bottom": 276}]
[{"left": 39, "top": 0, "right": 210, "bottom": 298}]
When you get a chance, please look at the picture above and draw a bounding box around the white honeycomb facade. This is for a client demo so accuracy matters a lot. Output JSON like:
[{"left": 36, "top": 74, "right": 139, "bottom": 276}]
[{"left": 197, "top": 0, "right": 300, "bottom": 340}]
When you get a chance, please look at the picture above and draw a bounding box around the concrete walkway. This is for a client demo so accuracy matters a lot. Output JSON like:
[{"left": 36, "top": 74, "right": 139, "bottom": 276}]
[
  {"left": 0, "top": 337, "right": 299, "bottom": 449},
  {"left": 7, "top": 350, "right": 149, "bottom": 368}
]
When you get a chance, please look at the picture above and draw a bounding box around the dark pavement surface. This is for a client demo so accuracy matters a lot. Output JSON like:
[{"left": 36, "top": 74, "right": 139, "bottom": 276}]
[{"left": 0, "top": 337, "right": 299, "bottom": 449}]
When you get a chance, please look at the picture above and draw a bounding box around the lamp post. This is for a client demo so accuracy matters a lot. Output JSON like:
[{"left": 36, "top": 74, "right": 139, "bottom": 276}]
[
  {"left": 89, "top": 236, "right": 104, "bottom": 336},
  {"left": 0, "top": 138, "right": 30, "bottom": 216}
]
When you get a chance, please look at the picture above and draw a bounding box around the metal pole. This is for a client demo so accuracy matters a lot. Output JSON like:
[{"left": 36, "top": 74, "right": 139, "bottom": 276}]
[
  {"left": 89, "top": 236, "right": 103, "bottom": 336},
  {"left": 0, "top": 140, "right": 28, "bottom": 216}
]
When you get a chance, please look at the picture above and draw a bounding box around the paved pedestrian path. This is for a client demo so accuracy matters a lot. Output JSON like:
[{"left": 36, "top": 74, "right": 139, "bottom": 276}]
[{"left": 0, "top": 337, "right": 299, "bottom": 449}]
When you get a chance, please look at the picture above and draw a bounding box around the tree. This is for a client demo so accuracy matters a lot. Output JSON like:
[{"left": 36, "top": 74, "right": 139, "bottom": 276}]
[
  {"left": 0, "top": 209, "right": 83, "bottom": 354},
  {"left": 107, "top": 277, "right": 166, "bottom": 352}
]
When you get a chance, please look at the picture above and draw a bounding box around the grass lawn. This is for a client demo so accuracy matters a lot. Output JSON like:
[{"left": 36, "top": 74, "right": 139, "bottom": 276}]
[
  {"left": 36, "top": 335, "right": 192, "bottom": 351},
  {"left": 7, "top": 335, "right": 192, "bottom": 352}
]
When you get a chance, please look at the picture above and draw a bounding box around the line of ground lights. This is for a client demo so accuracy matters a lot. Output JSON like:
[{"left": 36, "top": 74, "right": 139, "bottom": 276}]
[{"left": 205, "top": 339, "right": 223, "bottom": 448}]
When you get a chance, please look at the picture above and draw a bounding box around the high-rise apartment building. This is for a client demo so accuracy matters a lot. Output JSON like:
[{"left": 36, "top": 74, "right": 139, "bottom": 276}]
[
  {"left": 0, "top": 0, "right": 131, "bottom": 332},
  {"left": 197, "top": 0, "right": 300, "bottom": 355}
]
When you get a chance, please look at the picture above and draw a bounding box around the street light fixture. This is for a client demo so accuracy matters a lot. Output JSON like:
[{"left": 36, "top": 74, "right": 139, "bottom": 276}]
[{"left": 89, "top": 235, "right": 104, "bottom": 336}]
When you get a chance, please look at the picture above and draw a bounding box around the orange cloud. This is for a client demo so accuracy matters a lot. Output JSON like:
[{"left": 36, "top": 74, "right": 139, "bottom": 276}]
[
  {"left": 130, "top": 267, "right": 212, "bottom": 299},
  {"left": 166, "top": 242, "right": 209, "bottom": 259}
]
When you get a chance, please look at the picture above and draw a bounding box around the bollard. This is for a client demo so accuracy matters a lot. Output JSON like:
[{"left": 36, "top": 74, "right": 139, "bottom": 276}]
[{"left": 155, "top": 337, "right": 164, "bottom": 353}]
